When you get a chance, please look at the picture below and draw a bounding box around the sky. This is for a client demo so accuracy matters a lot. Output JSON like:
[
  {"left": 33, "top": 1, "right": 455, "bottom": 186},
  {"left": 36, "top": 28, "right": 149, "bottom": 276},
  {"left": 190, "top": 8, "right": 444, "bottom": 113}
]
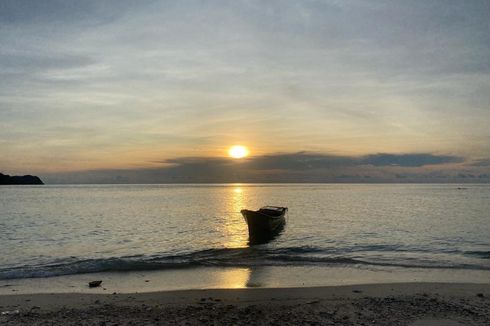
[{"left": 1, "top": 0, "right": 489, "bottom": 183}]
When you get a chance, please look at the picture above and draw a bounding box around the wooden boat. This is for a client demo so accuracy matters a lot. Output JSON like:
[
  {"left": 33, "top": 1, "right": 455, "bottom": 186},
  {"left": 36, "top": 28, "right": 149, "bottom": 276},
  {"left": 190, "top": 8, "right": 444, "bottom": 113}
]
[{"left": 241, "top": 206, "right": 287, "bottom": 243}]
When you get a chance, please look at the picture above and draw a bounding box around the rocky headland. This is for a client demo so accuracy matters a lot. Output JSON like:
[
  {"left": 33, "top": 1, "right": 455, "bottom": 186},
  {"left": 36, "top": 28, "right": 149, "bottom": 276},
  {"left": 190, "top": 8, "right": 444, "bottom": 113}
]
[{"left": 0, "top": 173, "right": 44, "bottom": 185}]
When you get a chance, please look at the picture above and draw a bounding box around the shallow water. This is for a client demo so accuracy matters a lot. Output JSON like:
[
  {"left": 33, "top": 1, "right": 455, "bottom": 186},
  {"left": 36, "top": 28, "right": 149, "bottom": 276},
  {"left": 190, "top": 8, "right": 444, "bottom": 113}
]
[{"left": 0, "top": 184, "right": 489, "bottom": 280}]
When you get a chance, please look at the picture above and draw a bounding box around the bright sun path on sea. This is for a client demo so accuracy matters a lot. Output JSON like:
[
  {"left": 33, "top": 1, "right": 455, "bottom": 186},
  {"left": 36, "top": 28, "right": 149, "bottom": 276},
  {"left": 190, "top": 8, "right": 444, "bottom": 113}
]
[{"left": 228, "top": 145, "right": 249, "bottom": 159}]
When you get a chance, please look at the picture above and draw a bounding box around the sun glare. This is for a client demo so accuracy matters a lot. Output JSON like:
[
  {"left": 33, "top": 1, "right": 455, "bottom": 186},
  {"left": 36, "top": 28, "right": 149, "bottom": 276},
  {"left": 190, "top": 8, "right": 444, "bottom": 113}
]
[{"left": 228, "top": 145, "right": 249, "bottom": 159}]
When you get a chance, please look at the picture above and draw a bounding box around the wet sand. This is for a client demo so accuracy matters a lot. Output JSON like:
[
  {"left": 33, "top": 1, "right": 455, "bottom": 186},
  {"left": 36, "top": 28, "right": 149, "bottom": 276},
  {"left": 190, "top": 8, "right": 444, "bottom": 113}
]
[
  {"left": 1, "top": 283, "right": 489, "bottom": 325},
  {"left": 2, "top": 265, "right": 490, "bottom": 295}
]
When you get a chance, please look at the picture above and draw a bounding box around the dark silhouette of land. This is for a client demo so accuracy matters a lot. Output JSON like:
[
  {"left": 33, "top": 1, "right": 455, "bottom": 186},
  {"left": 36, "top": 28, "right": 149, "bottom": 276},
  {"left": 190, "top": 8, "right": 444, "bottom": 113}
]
[{"left": 0, "top": 173, "right": 44, "bottom": 185}]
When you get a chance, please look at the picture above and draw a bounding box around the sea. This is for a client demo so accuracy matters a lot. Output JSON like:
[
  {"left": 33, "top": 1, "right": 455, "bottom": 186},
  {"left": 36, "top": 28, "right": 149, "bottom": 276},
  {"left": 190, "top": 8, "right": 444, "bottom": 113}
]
[{"left": 1, "top": 184, "right": 489, "bottom": 282}]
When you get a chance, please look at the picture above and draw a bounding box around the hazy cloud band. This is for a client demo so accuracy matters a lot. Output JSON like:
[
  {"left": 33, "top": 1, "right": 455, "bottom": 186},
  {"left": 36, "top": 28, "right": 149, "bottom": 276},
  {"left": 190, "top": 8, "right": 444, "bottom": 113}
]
[{"left": 41, "top": 152, "right": 479, "bottom": 184}]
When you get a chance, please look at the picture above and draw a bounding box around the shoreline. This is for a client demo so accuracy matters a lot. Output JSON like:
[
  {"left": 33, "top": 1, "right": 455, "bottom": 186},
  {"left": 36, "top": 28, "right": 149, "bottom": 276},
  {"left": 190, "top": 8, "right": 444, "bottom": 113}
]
[
  {"left": 1, "top": 283, "right": 489, "bottom": 325},
  {"left": 2, "top": 265, "right": 490, "bottom": 296}
]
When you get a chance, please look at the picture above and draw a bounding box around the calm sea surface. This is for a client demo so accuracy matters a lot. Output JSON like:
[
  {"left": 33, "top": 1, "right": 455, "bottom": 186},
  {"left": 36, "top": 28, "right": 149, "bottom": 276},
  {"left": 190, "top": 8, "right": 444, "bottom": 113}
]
[{"left": 0, "top": 184, "right": 489, "bottom": 280}]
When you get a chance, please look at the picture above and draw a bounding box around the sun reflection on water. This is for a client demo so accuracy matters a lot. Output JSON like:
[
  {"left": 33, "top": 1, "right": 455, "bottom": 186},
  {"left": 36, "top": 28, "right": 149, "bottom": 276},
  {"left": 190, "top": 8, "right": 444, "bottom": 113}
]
[{"left": 219, "top": 185, "right": 249, "bottom": 248}]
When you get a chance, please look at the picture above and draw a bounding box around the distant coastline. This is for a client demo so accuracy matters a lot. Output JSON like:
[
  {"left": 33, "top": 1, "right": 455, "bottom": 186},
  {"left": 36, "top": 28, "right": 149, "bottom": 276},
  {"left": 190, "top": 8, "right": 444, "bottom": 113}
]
[{"left": 0, "top": 173, "right": 44, "bottom": 185}]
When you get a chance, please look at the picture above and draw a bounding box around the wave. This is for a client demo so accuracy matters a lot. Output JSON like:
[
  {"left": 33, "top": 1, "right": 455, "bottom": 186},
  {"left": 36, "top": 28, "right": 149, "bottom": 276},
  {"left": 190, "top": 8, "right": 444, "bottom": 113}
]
[{"left": 1, "top": 246, "right": 489, "bottom": 280}]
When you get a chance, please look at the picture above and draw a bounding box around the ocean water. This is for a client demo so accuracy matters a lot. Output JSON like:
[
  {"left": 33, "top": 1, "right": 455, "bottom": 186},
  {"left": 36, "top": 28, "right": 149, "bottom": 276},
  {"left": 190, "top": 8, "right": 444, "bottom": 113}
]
[{"left": 0, "top": 184, "right": 489, "bottom": 280}]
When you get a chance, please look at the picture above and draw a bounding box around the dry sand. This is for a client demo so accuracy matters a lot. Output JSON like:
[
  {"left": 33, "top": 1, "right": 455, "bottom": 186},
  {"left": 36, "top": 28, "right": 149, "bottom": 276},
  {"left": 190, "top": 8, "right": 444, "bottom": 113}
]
[{"left": 1, "top": 283, "right": 489, "bottom": 325}]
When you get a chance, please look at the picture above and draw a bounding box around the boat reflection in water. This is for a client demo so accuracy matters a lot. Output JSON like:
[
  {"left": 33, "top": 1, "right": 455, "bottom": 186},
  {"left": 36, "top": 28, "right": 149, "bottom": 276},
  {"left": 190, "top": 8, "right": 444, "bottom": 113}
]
[{"left": 240, "top": 206, "right": 287, "bottom": 245}]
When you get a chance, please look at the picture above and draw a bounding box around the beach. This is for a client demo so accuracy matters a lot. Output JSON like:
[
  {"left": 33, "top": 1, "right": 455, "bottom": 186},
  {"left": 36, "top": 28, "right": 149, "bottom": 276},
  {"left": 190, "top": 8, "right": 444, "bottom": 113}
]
[{"left": 1, "top": 283, "right": 489, "bottom": 325}]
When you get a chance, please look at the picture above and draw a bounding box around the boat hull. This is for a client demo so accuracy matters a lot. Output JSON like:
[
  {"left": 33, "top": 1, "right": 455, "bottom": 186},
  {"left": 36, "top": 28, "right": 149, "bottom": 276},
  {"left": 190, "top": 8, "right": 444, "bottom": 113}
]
[{"left": 241, "top": 209, "right": 286, "bottom": 244}]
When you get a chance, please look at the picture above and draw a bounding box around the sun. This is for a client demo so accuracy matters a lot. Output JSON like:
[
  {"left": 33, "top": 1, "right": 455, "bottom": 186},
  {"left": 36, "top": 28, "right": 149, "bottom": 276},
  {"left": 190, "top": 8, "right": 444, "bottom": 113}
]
[{"left": 228, "top": 145, "right": 249, "bottom": 159}]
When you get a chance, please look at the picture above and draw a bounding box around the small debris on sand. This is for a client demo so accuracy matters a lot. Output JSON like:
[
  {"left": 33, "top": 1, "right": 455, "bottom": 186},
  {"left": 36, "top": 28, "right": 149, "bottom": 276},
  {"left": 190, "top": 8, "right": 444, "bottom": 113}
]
[
  {"left": 89, "top": 281, "right": 102, "bottom": 288},
  {"left": 1, "top": 310, "right": 19, "bottom": 316}
]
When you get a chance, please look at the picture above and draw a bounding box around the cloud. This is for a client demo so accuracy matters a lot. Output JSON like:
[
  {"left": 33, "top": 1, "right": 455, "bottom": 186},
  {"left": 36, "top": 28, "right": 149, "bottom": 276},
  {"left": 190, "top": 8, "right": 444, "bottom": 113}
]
[
  {"left": 246, "top": 152, "right": 355, "bottom": 170},
  {"left": 0, "top": 52, "right": 95, "bottom": 73},
  {"left": 43, "top": 151, "right": 467, "bottom": 184},
  {"left": 163, "top": 152, "right": 463, "bottom": 171},
  {"left": 470, "top": 159, "right": 490, "bottom": 167},
  {"left": 360, "top": 153, "right": 464, "bottom": 167},
  {"left": 0, "top": 0, "right": 136, "bottom": 26}
]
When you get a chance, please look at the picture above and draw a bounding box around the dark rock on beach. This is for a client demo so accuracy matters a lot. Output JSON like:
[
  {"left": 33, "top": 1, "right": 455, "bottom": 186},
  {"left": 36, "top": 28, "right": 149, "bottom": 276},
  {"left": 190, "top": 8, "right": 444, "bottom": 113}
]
[
  {"left": 0, "top": 173, "right": 44, "bottom": 185},
  {"left": 89, "top": 281, "right": 102, "bottom": 288}
]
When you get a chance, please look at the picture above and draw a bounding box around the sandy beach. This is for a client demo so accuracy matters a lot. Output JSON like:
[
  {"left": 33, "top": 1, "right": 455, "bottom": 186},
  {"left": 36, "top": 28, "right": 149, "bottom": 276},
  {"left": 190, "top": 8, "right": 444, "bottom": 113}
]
[{"left": 1, "top": 283, "right": 489, "bottom": 325}]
